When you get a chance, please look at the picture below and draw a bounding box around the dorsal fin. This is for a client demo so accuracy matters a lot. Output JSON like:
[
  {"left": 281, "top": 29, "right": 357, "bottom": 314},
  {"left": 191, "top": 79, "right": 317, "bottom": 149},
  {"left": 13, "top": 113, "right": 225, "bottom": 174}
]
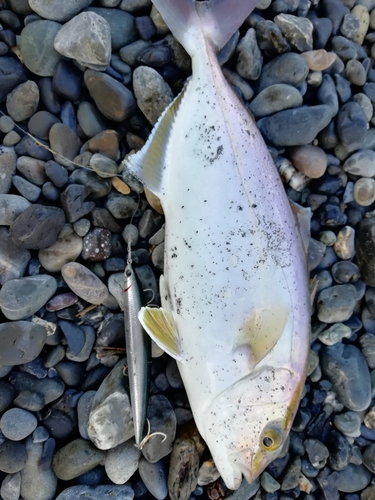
[{"left": 122, "top": 87, "right": 186, "bottom": 198}]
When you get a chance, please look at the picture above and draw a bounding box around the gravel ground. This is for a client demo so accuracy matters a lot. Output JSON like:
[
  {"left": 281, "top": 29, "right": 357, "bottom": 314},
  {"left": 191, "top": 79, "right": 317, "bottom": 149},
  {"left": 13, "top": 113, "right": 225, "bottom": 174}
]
[{"left": 1, "top": 0, "right": 375, "bottom": 499}]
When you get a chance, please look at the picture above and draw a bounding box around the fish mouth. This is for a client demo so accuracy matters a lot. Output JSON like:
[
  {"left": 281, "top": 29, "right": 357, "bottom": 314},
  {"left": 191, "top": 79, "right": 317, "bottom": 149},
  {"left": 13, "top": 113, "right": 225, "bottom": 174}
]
[{"left": 229, "top": 448, "right": 267, "bottom": 485}]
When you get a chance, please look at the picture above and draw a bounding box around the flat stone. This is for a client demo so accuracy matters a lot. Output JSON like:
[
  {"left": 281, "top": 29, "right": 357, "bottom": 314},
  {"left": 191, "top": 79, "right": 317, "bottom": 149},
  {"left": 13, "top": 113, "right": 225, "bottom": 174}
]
[
  {"left": 258, "top": 105, "right": 332, "bottom": 146},
  {"left": 55, "top": 485, "right": 134, "bottom": 500},
  {"left": 61, "top": 262, "right": 109, "bottom": 304},
  {"left": 54, "top": 12, "right": 111, "bottom": 70},
  {"left": 16, "top": 156, "right": 46, "bottom": 186},
  {"left": 321, "top": 343, "right": 371, "bottom": 411},
  {"left": 0, "top": 321, "right": 47, "bottom": 368},
  {"left": 249, "top": 84, "right": 302, "bottom": 119},
  {"left": 10, "top": 204, "right": 65, "bottom": 250},
  {"left": 52, "top": 438, "right": 105, "bottom": 480},
  {"left": 20, "top": 20, "right": 64, "bottom": 77},
  {"left": 12, "top": 176, "right": 41, "bottom": 202},
  {"left": 6, "top": 81, "right": 39, "bottom": 122},
  {"left": 84, "top": 70, "right": 136, "bottom": 122},
  {"left": 60, "top": 184, "right": 95, "bottom": 223},
  {"left": 257, "top": 52, "right": 309, "bottom": 92}
]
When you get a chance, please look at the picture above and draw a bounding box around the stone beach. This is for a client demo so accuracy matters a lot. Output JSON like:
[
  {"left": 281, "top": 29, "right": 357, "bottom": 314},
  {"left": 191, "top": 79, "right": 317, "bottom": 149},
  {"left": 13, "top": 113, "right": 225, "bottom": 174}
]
[{"left": 1, "top": 0, "right": 375, "bottom": 499}]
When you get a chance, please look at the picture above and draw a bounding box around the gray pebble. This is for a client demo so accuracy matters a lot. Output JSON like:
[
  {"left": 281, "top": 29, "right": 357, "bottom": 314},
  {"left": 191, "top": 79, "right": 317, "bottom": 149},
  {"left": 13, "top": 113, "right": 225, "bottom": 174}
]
[
  {"left": 9, "top": 372, "right": 64, "bottom": 405},
  {"left": 343, "top": 149, "right": 375, "bottom": 177},
  {"left": 139, "top": 457, "right": 168, "bottom": 500},
  {"left": 14, "top": 390, "right": 45, "bottom": 412},
  {"left": 54, "top": 12, "right": 111, "bottom": 70},
  {"left": 334, "top": 411, "right": 361, "bottom": 437},
  {"left": 318, "top": 322, "right": 352, "bottom": 345},
  {"left": 317, "top": 284, "right": 358, "bottom": 323},
  {"left": 12, "top": 176, "right": 41, "bottom": 202},
  {"left": 0, "top": 147, "right": 17, "bottom": 194},
  {"left": 49, "top": 123, "right": 82, "bottom": 168},
  {"left": 0, "top": 441, "right": 27, "bottom": 473},
  {"left": 55, "top": 485, "right": 134, "bottom": 500},
  {"left": 236, "top": 28, "right": 262, "bottom": 81},
  {"left": 0, "top": 321, "right": 47, "bottom": 368},
  {"left": 0, "top": 471, "right": 21, "bottom": 500},
  {"left": 0, "top": 408, "right": 37, "bottom": 441},
  {"left": 61, "top": 262, "right": 109, "bottom": 305},
  {"left": 105, "top": 438, "right": 141, "bottom": 483},
  {"left": 356, "top": 218, "right": 375, "bottom": 286},
  {"left": 61, "top": 184, "right": 95, "bottom": 222},
  {"left": 20, "top": 20, "right": 64, "bottom": 77},
  {"left": 52, "top": 438, "right": 105, "bottom": 480},
  {"left": 257, "top": 52, "right": 309, "bottom": 92},
  {"left": 305, "top": 439, "right": 329, "bottom": 469},
  {"left": 0, "top": 227, "right": 31, "bottom": 285},
  {"left": 69, "top": 169, "right": 112, "bottom": 199},
  {"left": 120, "top": 39, "right": 151, "bottom": 65},
  {"left": 77, "top": 391, "right": 95, "bottom": 440},
  {"left": 258, "top": 105, "right": 332, "bottom": 146},
  {"left": 331, "top": 261, "right": 360, "bottom": 284},
  {"left": 38, "top": 226, "right": 83, "bottom": 273},
  {"left": 6, "top": 81, "right": 39, "bottom": 122},
  {"left": 0, "top": 381, "right": 15, "bottom": 412},
  {"left": 28, "top": 0, "right": 94, "bottom": 21},
  {"left": 346, "top": 58, "right": 367, "bottom": 86},
  {"left": 359, "top": 333, "right": 375, "bottom": 369},
  {"left": 87, "top": 7, "right": 137, "bottom": 50},
  {"left": 77, "top": 101, "right": 109, "bottom": 138},
  {"left": 274, "top": 13, "right": 313, "bottom": 51},
  {"left": 336, "top": 464, "right": 371, "bottom": 492},
  {"left": 250, "top": 84, "right": 302, "bottom": 118},
  {"left": 321, "top": 343, "right": 371, "bottom": 411},
  {"left": 337, "top": 101, "right": 367, "bottom": 152}
]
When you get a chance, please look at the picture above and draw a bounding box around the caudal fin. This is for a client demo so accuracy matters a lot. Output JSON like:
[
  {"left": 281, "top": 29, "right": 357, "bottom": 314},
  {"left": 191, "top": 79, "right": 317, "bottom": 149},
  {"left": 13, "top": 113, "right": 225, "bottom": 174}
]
[{"left": 152, "top": 0, "right": 259, "bottom": 54}]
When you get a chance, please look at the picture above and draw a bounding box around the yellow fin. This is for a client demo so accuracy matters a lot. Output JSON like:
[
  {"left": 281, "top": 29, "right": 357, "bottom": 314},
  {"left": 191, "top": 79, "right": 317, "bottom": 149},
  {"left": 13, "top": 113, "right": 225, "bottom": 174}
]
[
  {"left": 138, "top": 307, "right": 184, "bottom": 362},
  {"left": 239, "top": 306, "right": 290, "bottom": 366},
  {"left": 123, "top": 87, "right": 186, "bottom": 197}
]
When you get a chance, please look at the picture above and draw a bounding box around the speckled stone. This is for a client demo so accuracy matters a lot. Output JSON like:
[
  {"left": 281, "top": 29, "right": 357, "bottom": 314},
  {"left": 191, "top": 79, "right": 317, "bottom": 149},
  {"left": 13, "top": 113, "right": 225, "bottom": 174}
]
[{"left": 81, "top": 228, "right": 112, "bottom": 261}]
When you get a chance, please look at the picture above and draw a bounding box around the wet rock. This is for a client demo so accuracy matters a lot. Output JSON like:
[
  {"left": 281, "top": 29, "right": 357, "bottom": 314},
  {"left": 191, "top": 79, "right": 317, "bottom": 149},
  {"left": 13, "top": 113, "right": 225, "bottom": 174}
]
[
  {"left": 0, "top": 321, "right": 47, "bottom": 368},
  {"left": 52, "top": 439, "right": 105, "bottom": 480},
  {"left": 61, "top": 262, "right": 109, "bottom": 304},
  {"left": 321, "top": 343, "right": 372, "bottom": 411},
  {"left": 133, "top": 66, "right": 173, "bottom": 125},
  {"left": 84, "top": 70, "right": 136, "bottom": 122},
  {"left": 54, "top": 12, "right": 111, "bottom": 70},
  {"left": 20, "top": 20, "right": 64, "bottom": 77},
  {"left": 0, "top": 275, "right": 57, "bottom": 320},
  {"left": 258, "top": 105, "right": 332, "bottom": 146}
]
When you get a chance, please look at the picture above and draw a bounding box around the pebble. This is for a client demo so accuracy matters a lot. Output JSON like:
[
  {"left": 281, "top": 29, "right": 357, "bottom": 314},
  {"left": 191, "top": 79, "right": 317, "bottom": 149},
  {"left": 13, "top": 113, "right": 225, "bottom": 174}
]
[
  {"left": 1, "top": 471, "right": 21, "bottom": 499},
  {"left": 142, "top": 394, "right": 177, "bottom": 463},
  {"left": 301, "top": 49, "right": 336, "bottom": 71},
  {"left": 61, "top": 262, "right": 109, "bottom": 305},
  {"left": 60, "top": 184, "right": 95, "bottom": 223},
  {"left": 0, "top": 408, "right": 37, "bottom": 441},
  {"left": 20, "top": 20, "right": 64, "bottom": 77},
  {"left": 236, "top": 28, "right": 262, "bottom": 81},
  {"left": 139, "top": 457, "right": 168, "bottom": 500},
  {"left": 77, "top": 102, "right": 110, "bottom": 138},
  {"left": 257, "top": 52, "right": 309, "bottom": 92},
  {"left": 12, "top": 175, "right": 41, "bottom": 202},
  {"left": 0, "top": 57, "right": 28, "bottom": 103},
  {"left": 274, "top": 14, "right": 313, "bottom": 51},
  {"left": 317, "top": 284, "right": 358, "bottom": 323},
  {"left": 0, "top": 441, "right": 27, "bottom": 473},
  {"left": 87, "top": 7, "right": 137, "bottom": 50},
  {"left": 353, "top": 93, "right": 373, "bottom": 122},
  {"left": 0, "top": 320, "right": 45, "bottom": 370},
  {"left": 52, "top": 438, "right": 106, "bottom": 480},
  {"left": 133, "top": 66, "right": 174, "bottom": 125},
  {"left": 337, "top": 101, "right": 367, "bottom": 152},
  {"left": 0, "top": 227, "right": 30, "bottom": 285},
  {"left": 289, "top": 145, "right": 327, "bottom": 179},
  {"left": 331, "top": 261, "right": 359, "bottom": 284},
  {"left": 256, "top": 20, "right": 290, "bottom": 56},
  {"left": 6, "top": 81, "right": 39, "bottom": 122},
  {"left": 0, "top": 275, "right": 57, "bottom": 320},
  {"left": 88, "top": 360, "right": 133, "bottom": 449},
  {"left": 82, "top": 228, "right": 112, "bottom": 261},
  {"left": 28, "top": 0, "right": 93, "bottom": 21},
  {"left": 333, "top": 226, "right": 355, "bottom": 261},
  {"left": 104, "top": 439, "right": 141, "bottom": 483},
  {"left": 84, "top": 70, "right": 136, "bottom": 122},
  {"left": 49, "top": 123, "right": 82, "bottom": 168},
  {"left": 55, "top": 485, "right": 134, "bottom": 500},
  {"left": 321, "top": 344, "right": 372, "bottom": 411},
  {"left": 343, "top": 149, "right": 375, "bottom": 177},
  {"left": 69, "top": 170, "right": 112, "bottom": 199},
  {"left": 346, "top": 59, "right": 367, "bottom": 86},
  {"left": 197, "top": 459, "right": 220, "bottom": 486},
  {"left": 249, "top": 84, "right": 302, "bottom": 119},
  {"left": 336, "top": 464, "right": 371, "bottom": 492},
  {"left": 318, "top": 322, "right": 352, "bottom": 345},
  {"left": 360, "top": 333, "right": 375, "bottom": 369},
  {"left": 351, "top": 4, "right": 370, "bottom": 45},
  {"left": 304, "top": 439, "right": 329, "bottom": 469},
  {"left": 327, "top": 430, "right": 351, "bottom": 470},
  {"left": 334, "top": 411, "right": 361, "bottom": 437},
  {"left": 353, "top": 178, "right": 375, "bottom": 206},
  {"left": 39, "top": 226, "right": 83, "bottom": 272},
  {"left": 54, "top": 12, "right": 111, "bottom": 70}
]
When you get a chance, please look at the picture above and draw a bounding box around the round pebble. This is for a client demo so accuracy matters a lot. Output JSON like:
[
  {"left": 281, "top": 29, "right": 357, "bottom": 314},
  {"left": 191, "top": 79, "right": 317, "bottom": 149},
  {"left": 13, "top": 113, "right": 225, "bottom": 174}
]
[{"left": 0, "top": 408, "right": 37, "bottom": 441}]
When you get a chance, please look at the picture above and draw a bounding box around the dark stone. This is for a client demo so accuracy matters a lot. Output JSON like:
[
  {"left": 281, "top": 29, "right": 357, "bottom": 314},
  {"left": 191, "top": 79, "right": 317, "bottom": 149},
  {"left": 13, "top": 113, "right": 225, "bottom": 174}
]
[
  {"left": 356, "top": 218, "right": 375, "bottom": 286},
  {"left": 0, "top": 440, "right": 27, "bottom": 473},
  {"left": 60, "top": 184, "right": 95, "bottom": 223},
  {"left": 53, "top": 60, "right": 82, "bottom": 101},
  {"left": 0, "top": 56, "right": 28, "bottom": 103},
  {"left": 38, "top": 77, "right": 61, "bottom": 114},
  {"left": 327, "top": 431, "right": 351, "bottom": 471}
]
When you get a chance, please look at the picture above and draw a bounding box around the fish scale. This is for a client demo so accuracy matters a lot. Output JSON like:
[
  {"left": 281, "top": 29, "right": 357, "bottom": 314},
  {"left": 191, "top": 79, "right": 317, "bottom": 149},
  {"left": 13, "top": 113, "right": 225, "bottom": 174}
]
[{"left": 125, "top": 0, "right": 310, "bottom": 490}]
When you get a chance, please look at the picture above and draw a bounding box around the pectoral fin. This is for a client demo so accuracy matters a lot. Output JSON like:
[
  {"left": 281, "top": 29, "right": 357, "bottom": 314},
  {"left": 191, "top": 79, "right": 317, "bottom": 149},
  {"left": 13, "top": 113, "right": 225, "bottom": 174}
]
[
  {"left": 123, "top": 88, "right": 186, "bottom": 197},
  {"left": 139, "top": 307, "right": 185, "bottom": 362},
  {"left": 238, "top": 305, "right": 290, "bottom": 366}
]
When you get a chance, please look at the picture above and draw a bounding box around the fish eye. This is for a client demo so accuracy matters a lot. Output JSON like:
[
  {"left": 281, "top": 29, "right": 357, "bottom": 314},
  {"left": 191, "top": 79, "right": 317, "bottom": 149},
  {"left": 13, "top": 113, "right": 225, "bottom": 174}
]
[{"left": 261, "top": 427, "right": 283, "bottom": 451}]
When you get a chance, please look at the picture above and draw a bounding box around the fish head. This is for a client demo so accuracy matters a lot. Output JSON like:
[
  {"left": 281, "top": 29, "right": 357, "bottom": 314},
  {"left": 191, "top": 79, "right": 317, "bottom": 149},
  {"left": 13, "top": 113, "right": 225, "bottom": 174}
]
[{"left": 202, "top": 366, "right": 304, "bottom": 490}]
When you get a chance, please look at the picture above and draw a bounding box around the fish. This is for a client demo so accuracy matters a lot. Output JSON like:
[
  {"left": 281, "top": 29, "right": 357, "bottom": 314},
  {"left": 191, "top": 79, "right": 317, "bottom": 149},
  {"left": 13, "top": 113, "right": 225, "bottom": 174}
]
[
  {"left": 123, "top": 252, "right": 151, "bottom": 447},
  {"left": 124, "top": 0, "right": 311, "bottom": 490}
]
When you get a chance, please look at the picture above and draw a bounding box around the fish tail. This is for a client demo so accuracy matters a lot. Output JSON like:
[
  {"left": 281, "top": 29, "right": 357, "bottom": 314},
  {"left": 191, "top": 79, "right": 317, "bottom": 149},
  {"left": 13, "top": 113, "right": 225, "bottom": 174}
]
[{"left": 152, "top": 0, "right": 259, "bottom": 54}]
